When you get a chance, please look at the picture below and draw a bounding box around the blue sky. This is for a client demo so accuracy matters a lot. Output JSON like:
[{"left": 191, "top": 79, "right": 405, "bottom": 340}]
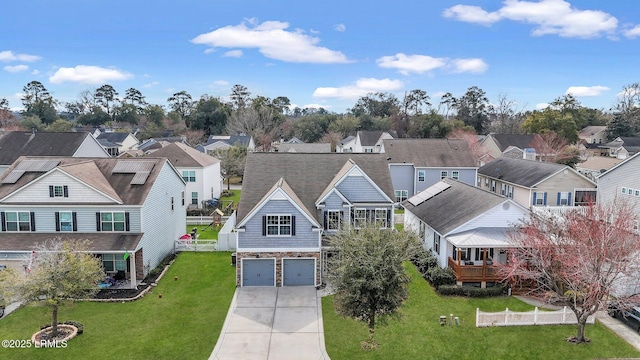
[{"left": 1, "top": 0, "right": 639, "bottom": 113}]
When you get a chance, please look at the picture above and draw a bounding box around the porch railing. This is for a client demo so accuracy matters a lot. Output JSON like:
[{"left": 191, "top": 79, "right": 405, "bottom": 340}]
[{"left": 448, "top": 257, "right": 502, "bottom": 282}]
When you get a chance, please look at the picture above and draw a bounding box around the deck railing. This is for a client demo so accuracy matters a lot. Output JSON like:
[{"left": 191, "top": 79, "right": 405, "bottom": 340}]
[{"left": 448, "top": 257, "right": 502, "bottom": 282}]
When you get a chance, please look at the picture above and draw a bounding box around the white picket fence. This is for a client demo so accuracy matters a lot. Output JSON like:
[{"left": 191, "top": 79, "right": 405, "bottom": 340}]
[
  {"left": 476, "top": 307, "right": 596, "bottom": 327},
  {"left": 186, "top": 216, "right": 231, "bottom": 225},
  {"left": 175, "top": 239, "right": 218, "bottom": 252}
]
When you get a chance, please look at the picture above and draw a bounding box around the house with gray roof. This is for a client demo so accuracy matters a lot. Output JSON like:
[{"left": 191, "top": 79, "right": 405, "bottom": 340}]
[
  {"left": 149, "top": 142, "right": 221, "bottom": 208},
  {"left": 600, "top": 137, "right": 640, "bottom": 159},
  {"left": 597, "top": 152, "right": 640, "bottom": 227},
  {"left": 578, "top": 125, "right": 607, "bottom": 145},
  {"left": 0, "top": 131, "right": 109, "bottom": 176},
  {"left": 95, "top": 132, "right": 139, "bottom": 156},
  {"left": 196, "top": 135, "right": 255, "bottom": 154},
  {"left": 403, "top": 178, "right": 529, "bottom": 287},
  {"left": 0, "top": 156, "right": 186, "bottom": 288},
  {"left": 232, "top": 152, "right": 395, "bottom": 287},
  {"left": 337, "top": 131, "right": 396, "bottom": 153},
  {"left": 277, "top": 143, "right": 332, "bottom": 153},
  {"left": 478, "top": 157, "right": 596, "bottom": 209},
  {"left": 381, "top": 138, "right": 478, "bottom": 201},
  {"left": 478, "top": 133, "right": 548, "bottom": 164}
]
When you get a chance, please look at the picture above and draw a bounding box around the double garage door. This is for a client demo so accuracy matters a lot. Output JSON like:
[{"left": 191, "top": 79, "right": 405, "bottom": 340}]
[{"left": 242, "top": 258, "right": 315, "bottom": 286}]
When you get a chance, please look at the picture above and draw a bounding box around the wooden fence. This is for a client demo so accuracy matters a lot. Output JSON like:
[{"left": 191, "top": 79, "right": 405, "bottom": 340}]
[{"left": 476, "top": 306, "right": 595, "bottom": 327}]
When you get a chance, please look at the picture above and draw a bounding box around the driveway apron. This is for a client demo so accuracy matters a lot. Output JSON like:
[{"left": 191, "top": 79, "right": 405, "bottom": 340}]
[{"left": 210, "top": 286, "right": 330, "bottom": 360}]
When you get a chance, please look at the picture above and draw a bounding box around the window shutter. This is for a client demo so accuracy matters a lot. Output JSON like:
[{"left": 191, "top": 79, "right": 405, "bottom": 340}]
[
  {"left": 323, "top": 212, "right": 327, "bottom": 230},
  {"left": 63, "top": 185, "right": 69, "bottom": 197},
  {"left": 543, "top": 192, "right": 547, "bottom": 205},
  {"left": 452, "top": 246, "right": 457, "bottom": 261},
  {"left": 125, "top": 212, "right": 130, "bottom": 231},
  {"left": 55, "top": 212, "right": 60, "bottom": 231},
  {"left": 262, "top": 216, "right": 266, "bottom": 236},
  {"left": 532, "top": 192, "right": 537, "bottom": 205},
  {"left": 96, "top": 212, "right": 101, "bottom": 231},
  {"left": 557, "top": 192, "right": 561, "bottom": 205},
  {"left": 291, "top": 216, "right": 296, "bottom": 236},
  {"left": 0, "top": 212, "right": 5, "bottom": 231},
  {"left": 30, "top": 212, "right": 36, "bottom": 231},
  {"left": 386, "top": 209, "right": 391, "bottom": 228},
  {"left": 567, "top": 193, "right": 572, "bottom": 206},
  {"left": 72, "top": 212, "right": 77, "bottom": 231},
  {"left": 49, "top": 185, "right": 54, "bottom": 197}
]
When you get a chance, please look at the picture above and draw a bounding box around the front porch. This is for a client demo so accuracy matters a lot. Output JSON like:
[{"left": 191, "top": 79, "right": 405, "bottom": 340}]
[{"left": 448, "top": 256, "right": 502, "bottom": 287}]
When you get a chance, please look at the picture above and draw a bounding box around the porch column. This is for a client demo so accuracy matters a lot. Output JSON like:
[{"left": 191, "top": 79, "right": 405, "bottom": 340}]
[
  {"left": 481, "top": 248, "right": 487, "bottom": 289},
  {"left": 129, "top": 251, "right": 137, "bottom": 289}
]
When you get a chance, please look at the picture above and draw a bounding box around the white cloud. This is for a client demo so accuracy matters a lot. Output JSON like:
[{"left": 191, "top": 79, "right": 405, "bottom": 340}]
[
  {"left": 223, "top": 50, "right": 243, "bottom": 58},
  {"left": 623, "top": 25, "right": 640, "bottom": 39},
  {"left": 49, "top": 65, "right": 133, "bottom": 84},
  {"left": 303, "top": 103, "right": 330, "bottom": 109},
  {"left": 31, "top": 69, "right": 40, "bottom": 75},
  {"left": 4, "top": 64, "right": 29, "bottom": 73},
  {"left": 334, "top": 23, "right": 346, "bottom": 32},
  {"left": 191, "top": 20, "right": 350, "bottom": 63},
  {"left": 376, "top": 53, "right": 447, "bottom": 75},
  {"left": 449, "top": 58, "right": 489, "bottom": 74},
  {"left": 536, "top": 102, "right": 550, "bottom": 110},
  {"left": 213, "top": 80, "right": 229, "bottom": 87},
  {"left": 141, "top": 81, "right": 160, "bottom": 88},
  {"left": 443, "top": 0, "right": 618, "bottom": 39},
  {"left": 313, "top": 77, "right": 404, "bottom": 99},
  {"left": 0, "top": 50, "right": 41, "bottom": 62},
  {"left": 376, "top": 53, "right": 488, "bottom": 75},
  {"left": 566, "top": 85, "right": 610, "bottom": 97}
]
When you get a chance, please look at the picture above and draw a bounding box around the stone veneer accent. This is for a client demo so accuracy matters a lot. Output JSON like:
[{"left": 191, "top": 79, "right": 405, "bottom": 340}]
[{"left": 236, "top": 251, "right": 321, "bottom": 287}]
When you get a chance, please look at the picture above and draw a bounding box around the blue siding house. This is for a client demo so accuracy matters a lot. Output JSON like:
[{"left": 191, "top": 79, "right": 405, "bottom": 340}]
[
  {"left": 381, "top": 138, "right": 478, "bottom": 202},
  {"left": 234, "top": 153, "right": 395, "bottom": 286}
]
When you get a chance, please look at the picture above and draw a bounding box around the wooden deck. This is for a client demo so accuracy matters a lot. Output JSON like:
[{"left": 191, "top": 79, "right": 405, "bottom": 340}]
[{"left": 448, "top": 257, "right": 503, "bottom": 283}]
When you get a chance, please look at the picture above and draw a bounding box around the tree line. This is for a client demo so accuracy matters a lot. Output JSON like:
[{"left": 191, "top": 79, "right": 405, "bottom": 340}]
[{"left": 2, "top": 81, "right": 640, "bottom": 148}]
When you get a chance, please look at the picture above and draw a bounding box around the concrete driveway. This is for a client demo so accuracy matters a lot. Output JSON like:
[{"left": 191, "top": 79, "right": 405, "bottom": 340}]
[{"left": 209, "top": 286, "right": 330, "bottom": 360}]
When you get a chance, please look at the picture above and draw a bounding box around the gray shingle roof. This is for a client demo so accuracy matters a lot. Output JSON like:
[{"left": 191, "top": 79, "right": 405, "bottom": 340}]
[
  {"left": 0, "top": 233, "right": 142, "bottom": 252},
  {"left": 383, "top": 139, "right": 476, "bottom": 167},
  {"left": 148, "top": 143, "right": 219, "bottom": 167},
  {"left": 0, "top": 156, "right": 171, "bottom": 205},
  {"left": 358, "top": 131, "right": 396, "bottom": 146},
  {"left": 488, "top": 134, "right": 543, "bottom": 152},
  {"left": 278, "top": 143, "right": 332, "bottom": 153},
  {"left": 237, "top": 153, "right": 394, "bottom": 222},
  {"left": 0, "top": 131, "right": 93, "bottom": 165},
  {"left": 402, "top": 178, "right": 507, "bottom": 235},
  {"left": 478, "top": 157, "right": 566, "bottom": 188},
  {"left": 96, "top": 132, "right": 132, "bottom": 144}
]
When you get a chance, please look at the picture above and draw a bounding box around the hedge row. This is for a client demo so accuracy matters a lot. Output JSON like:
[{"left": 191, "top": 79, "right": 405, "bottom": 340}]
[{"left": 436, "top": 284, "right": 506, "bottom": 297}]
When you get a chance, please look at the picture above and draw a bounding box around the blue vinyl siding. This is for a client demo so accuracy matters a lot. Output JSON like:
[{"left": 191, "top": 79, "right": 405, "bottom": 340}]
[
  {"left": 337, "top": 177, "right": 389, "bottom": 203},
  {"left": 389, "top": 164, "right": 415, "bottom": 196},
  {"left": 416, "top": 168, "right": 477, "bottom": 193},
  {"left": 239, "top": 200, "right": 318, "bottom": 249}
]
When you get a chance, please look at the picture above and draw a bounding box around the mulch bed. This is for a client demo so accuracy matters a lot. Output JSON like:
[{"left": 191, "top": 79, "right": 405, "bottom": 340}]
[{"left": 92, "top": 257, "right": 170, "bottom": 300}]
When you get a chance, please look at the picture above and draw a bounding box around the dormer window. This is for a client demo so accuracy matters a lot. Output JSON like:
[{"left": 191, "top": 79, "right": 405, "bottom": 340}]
[{"left": 49, "top": 185, "right": 68, "bottom": 197}]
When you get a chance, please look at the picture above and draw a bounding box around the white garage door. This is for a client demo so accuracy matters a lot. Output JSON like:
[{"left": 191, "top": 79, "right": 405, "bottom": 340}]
[
  {"left": 242, "top": 259, "right": 275, "bottom": 286},
  {"left": 283, "top": 259, "right": 315, "bottom": 286}
]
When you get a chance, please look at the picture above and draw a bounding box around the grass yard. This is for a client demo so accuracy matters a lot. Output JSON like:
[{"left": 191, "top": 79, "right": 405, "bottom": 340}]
[
  {"left": 187, "top": 225, "right": 220, "bottom": 239},
  {"left": 221, "top": 189, "right": 241, "bottom": 205},
  {"left": 0, "top": 252, "right": 236, "bottom": 360},
  {"left": 322, "top": 263, "right": 640, "bottom": 360}
]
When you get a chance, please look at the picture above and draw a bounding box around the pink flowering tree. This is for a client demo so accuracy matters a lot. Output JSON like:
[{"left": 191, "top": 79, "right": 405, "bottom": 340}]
[{"left": 500, "top": 202, "right": 640, "bottom": 343}]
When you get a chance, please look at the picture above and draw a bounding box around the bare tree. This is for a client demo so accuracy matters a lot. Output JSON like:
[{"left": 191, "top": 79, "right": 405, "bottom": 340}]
[{"left": 500, "top": 202, "right": 640, "bottom": 343}]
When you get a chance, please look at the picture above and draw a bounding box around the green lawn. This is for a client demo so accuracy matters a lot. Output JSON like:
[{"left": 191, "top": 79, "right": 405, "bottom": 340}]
[
  {"left": 186, "top": 225, "right": 220, "bottom": 239},
  {"left": 0, "top": 252, "right": 236, "bottom": 360},
  {"left": 322, "top": 263, "right": 640, "bottom": 360}
]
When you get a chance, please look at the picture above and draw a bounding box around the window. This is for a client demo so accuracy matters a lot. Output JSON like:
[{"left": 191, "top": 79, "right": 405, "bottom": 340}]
[
  {"left": 440, "top": 170, "right": 448, "bottom": 180},
  {"left": 326, "top": 211, "right": 342, "bottom": 230},
  {"left": 501, "top": 183, "right": 507, "bottom": 196},
  {"left": 575, "top": 190, "right": 596, "bottom": 205},
  {"left": 452, "top": 171, "right": 459, "bottom": 180},
  {"left": 102, "top": 254, "right": 127, "bottom": 272},
  {"left": 636, "top": 189, "right": 640, "bottom": 197},
  {"left": 191, "top": 192, "right": 198, "bottom": 205},
  {"left": 634, "top": 220, "right": 639, "bottom": 232},
  {"left": 433, "top": 233, "right": 440, "bottom": 255},
  {"left": 266, "top": 215, "right": 292, "bottom": 236},
  {"left": 629, "top": 188, "right": 634, "bottom": 197},
  {"left": 475, "top": 248, "right": 495, "bottom": 261},
  {"left": 354, "top": 209, "right": 367, "bottom": 228},
  {"left": 484, "top": 177, "right": 489, "bottom": 187},
  {"left": 533, "top": 192, "right": 546, "bottom": 206},
  {"left": 364, "top": 148, "right": 374, "bottom": 153},
  {"left": 182, "top": 170, "right": 196, "bottom": 182},
  {"left": 171, "top": 196, "right": 174, "bottom": 210},
  {"left": 418, "top": 170, "right": 426, "bottom": 182},
  {"left": 395, "top": 190, "right": 408, "bottom": 203},
  {"left": 3, "top": 211, "right": 32, "bottom": 232},
  {"left": 453, "top": 246, "right": 471, "bottom": 261},
  {"left": 558, "top": 192, "right": 570, "bottom": 206},
  {"left": 181, "top": 191, "right": 185, "bottom": 206},
  {"left": 100, "top": 212, "right": 126, "bottom": 231},
  {"left": 375, "top": 209, "right": 388, "bottom": 228},
  {"left": 49, "top": 185, "right": 68, "bottom": 198},
  {"left": 57, "top": 211, "right": 74, "bottom": 232},
  {"left": 506, "top": 185, "right": 514, "bottom": 199},
  {"left": 491, "top": 180, "right": 496, "bottom": 193},
  {"left": 622, "top": 187, "right": 628, "bottom": 195}
]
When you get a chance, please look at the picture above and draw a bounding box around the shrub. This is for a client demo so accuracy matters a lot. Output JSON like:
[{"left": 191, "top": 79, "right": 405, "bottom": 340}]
[
  {"left": 426, "top": 266, "right": 456, "bottom": 287},
  {"left": 437, "top": 284, "right": 505, "bottom": 297},
  {"left": 187, "top": 208, "right": 212, "bottom": 216},
  {"left": 411, "top": 248, "right": 438, "bottom": 275},
  {"left": 220, "top": 190, "right": 234, "bottom": 197}
]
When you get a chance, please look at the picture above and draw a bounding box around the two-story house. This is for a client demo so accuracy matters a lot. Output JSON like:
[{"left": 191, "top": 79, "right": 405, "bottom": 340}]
[
  {"left": 478, "top": 133, "right": 548, "bottom": 164},
  {"left": 336, "top": 131, "right": 396, "bottom": 153},
  {"left": 403, "top": 178, "right": 529, "bottom": 287},
  {"left": 196, "top": 135, "right": 256, "bottom": 155},
  {"left": 0, "top": 131, "right": 110, "bottom": 176},
  {"left": 148, "top": 143, "right": 222, "bottom": 208},
  {"left": 477, "top": 157, "right": 597, "bottom": 209},
  {"left": 600, "top": 137, "right": 640, "bottom": 160},
  {"left": 597, "top": 152, "right": 640, "bottom": 229},
  {"left": 233, "top": 153, "right": 395, "bottom": 287},
  {"left": 381, "top": 138, "right": 478, "bottom": 201},
  {"left": 0, "top": 156, "right": 186, "bottom": 288}
]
